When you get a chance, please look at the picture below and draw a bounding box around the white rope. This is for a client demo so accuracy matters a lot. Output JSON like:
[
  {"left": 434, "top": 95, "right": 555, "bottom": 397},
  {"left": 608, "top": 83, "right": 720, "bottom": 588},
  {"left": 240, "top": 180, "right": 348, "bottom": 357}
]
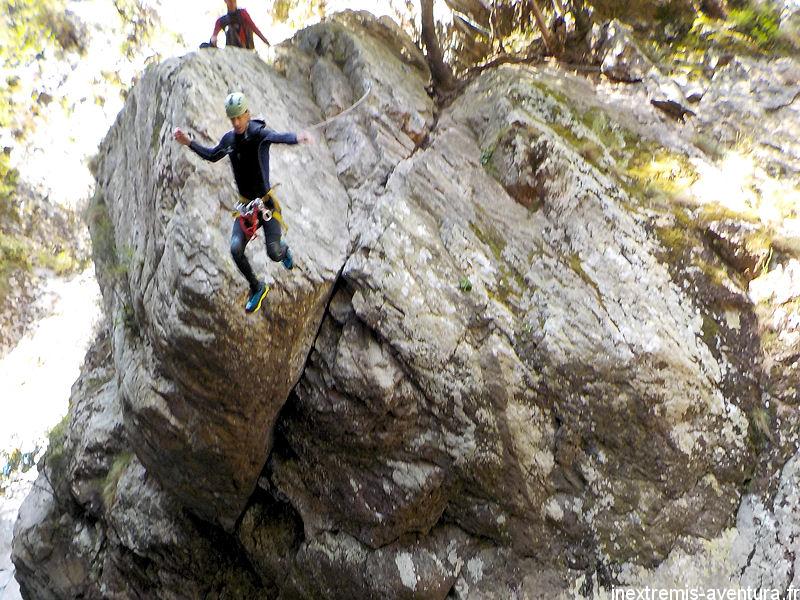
[{"left": 306, "top": 85, "right": 372, "bottom": 131}]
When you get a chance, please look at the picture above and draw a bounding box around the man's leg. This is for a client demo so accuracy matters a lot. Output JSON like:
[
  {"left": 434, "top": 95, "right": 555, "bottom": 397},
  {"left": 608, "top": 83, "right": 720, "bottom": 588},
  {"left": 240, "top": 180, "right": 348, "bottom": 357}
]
[
  {"left": 230, "top": 218, "right": 261, "bottom": 293},
  {"left": 261, "top": 215, "right": 292, "bottom": 269}
]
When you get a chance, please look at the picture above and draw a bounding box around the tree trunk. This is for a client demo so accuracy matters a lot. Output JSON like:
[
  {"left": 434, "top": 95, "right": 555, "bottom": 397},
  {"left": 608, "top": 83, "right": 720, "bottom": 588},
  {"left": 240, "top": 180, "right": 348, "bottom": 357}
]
[
  {"left": 420, "top": 0, "right": 457, "bottom": 92},
  {"left": 529, "top": 0, "right": 557, "bottom": 54},
  {"left": 567, "top": 0, "right": 592, "bottom": 38}
]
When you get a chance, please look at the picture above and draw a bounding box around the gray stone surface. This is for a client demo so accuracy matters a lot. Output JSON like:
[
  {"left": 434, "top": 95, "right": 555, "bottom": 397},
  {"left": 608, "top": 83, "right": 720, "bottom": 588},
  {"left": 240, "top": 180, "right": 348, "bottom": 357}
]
[
  {"left": 270, "top": 62, "right": 752, "bottom": 580},
  {"left": 12, "top": 331, "right": 268, "bottom": 599},
  {"left": 92, "top": 46, "right": 350, "bottom": 531},
  {"left": 698, "top": 56, "right": 800, "bottom": 175},
  {"left": 594, "top": 19, "right": 655, "bottom": 83}
]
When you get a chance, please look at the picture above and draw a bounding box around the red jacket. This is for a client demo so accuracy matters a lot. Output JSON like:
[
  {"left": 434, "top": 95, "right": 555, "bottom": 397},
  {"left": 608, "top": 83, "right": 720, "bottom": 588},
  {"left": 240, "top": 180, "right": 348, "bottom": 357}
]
[{"left": 212, "top": 8, "right": 265, "bottom": 49}]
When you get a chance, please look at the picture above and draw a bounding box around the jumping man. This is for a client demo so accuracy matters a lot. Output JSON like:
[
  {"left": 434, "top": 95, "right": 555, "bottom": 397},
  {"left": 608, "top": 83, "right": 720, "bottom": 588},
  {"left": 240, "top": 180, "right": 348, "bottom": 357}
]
[{"left": 173, "top": 92, "right": 312, "bottom": 313}]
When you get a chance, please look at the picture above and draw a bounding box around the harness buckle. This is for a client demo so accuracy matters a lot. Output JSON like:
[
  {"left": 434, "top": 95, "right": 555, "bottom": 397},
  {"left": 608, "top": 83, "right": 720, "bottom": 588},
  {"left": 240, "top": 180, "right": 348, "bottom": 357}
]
[{"left": 236, "top": 199, "right": 261, "bottom": 217}]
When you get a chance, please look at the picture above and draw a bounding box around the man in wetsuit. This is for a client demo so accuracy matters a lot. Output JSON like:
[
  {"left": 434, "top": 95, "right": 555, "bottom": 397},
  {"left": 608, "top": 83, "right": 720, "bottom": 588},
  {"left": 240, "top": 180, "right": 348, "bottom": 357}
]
[
  {"left": 173, "top": 92, "right": 312, "bottom": 313},
  {"left": 210, "top": 0, "right": 270, "bottom": 49}
]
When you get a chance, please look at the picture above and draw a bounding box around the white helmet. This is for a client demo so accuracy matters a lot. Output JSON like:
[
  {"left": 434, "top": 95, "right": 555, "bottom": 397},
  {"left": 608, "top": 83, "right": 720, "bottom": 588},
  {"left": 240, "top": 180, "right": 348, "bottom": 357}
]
[{"left": 224, "top": 92, "right": 248, "bottom": 118}]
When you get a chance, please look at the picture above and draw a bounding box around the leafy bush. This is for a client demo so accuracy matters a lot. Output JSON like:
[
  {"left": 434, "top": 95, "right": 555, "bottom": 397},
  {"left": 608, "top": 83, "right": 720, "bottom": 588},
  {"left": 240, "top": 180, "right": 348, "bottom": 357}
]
[
  {"left": 0, "top": 0, "right": 85, "bottom": 65},
  {"left": 0, "top": 0, "right": 87, "bottom": 226},
  {"left": 728, "top": 5, "right": 781, "bottom": 49}
]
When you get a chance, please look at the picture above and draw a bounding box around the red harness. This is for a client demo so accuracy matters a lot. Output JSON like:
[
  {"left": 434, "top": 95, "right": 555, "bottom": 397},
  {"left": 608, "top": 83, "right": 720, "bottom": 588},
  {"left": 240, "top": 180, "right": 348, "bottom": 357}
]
[
  {"left": 236, "top": 192, "right": 282, "bottom": 241},
  {"left": 238, "top": 212, "right": 260, "bottom": 240}
]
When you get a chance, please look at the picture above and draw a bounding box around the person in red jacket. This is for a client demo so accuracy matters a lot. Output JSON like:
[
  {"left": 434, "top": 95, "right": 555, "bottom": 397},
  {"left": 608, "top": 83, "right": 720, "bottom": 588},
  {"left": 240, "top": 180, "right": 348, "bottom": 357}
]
[{"left": 210, "top": 0, "right": 270, "bottom": 50}]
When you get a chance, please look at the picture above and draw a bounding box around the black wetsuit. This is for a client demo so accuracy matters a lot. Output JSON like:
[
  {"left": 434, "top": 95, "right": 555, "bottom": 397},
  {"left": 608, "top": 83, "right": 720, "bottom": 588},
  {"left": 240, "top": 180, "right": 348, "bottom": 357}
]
[{"left": 189, "top": 119, "right": 297, "bottom": 293}]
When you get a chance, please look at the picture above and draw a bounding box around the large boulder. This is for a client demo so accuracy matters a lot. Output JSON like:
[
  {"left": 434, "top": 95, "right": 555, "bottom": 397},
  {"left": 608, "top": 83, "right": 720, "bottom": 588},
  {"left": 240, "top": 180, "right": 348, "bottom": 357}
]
[
  {"left": 12, "top": 330, "right": 267, "bottom": 598},
  {"left": 89, "top": 44, "right": 352, "bottom": 530},
  {"left": 269, "top": 63, "right": 753, "bottom": 576},
  {"left": 17, "top": 9, "right": 800, "bottom": 599}
]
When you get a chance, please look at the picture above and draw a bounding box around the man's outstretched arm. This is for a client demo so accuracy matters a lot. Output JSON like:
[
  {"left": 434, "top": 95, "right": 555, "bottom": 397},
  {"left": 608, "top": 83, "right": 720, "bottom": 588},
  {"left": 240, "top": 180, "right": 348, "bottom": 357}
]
[
  {"left": 241, "top": 9, "right": 270, "bottom": 46},
  {"left": 259, "top": 128, "right": 314, "bottom": 145},
  {"left": 173, "top": 127, "right": 228, "bottom": 162}
]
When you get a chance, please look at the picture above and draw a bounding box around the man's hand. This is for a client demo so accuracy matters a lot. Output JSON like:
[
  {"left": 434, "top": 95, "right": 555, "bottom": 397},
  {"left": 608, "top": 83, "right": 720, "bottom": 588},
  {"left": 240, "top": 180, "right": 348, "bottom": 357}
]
[
  {"left": 297, "top": 130, "right": 314, "bottom": 144},
  {"left": 173, "top": 127, "right": 192, "bottom": 146},
  {"left": 210, "top": 35, "right": 218, "bottom": 47}
]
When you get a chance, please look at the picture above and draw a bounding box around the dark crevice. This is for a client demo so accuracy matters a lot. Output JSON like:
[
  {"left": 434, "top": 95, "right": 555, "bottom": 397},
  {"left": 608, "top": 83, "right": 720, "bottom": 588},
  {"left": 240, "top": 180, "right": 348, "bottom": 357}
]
[
  {"left": 764, "top": 89, "right": 800, "bottom": 113},
  {"left": 184, "top": 510, "right": 266, "bottom": 591},
  {"left": 740, "top": 535, "right": 758, "bottom": 577},
  {"left": 245, "top": 272, "right": 348, "bottom": 524},
  {"left": 785, "top": 543, "right": 797, "bottom": 598}
]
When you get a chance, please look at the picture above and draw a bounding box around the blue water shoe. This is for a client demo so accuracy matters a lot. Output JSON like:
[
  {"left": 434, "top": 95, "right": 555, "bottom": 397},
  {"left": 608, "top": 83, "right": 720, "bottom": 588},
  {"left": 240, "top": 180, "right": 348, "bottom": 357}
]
[{"left": 245, "top": 282, "right": 269, "bottom": 313}]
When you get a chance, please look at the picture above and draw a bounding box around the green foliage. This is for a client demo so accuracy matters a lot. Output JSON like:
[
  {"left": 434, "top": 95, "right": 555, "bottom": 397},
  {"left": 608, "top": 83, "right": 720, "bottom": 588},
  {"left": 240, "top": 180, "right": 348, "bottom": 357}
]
[
  {"left": 86, "top": 193, "right": 119, "bottom": 273},
  {"left": 0, "top": 0, "right": 86, "bottom": 132},
  {"left": 625, "top": 146, "right": 699, "bottom": 200},
  {"left": 569, "top": 253, "right": 601, "bottom": 299},
  {"left": 0, "top": 0, "right": 82, "bottom": 67},
  {"left": 0, "top": 0, "right": 87, "bottom": 242},
  {"left": 470, "top": 221, "right": 506, "bottom": 260},
  {"left": 0, "top": 216, "right": 84, "bottom": 307},
  {"left": 0, "top": 232, "right": 30, "bottom": 307},
  {"left": 271, "top": 0, "right": 326, "bottom": 29},
  {"left": 102, "top": 452, "right": 132, "bottom": 508},
  {"left": 655, "top": 226, "right": 691, "bottom": 260},
  {"left": 648, "top": 5, "right": 795, "bottom": 67},
  {"left": 0, "top": 233, "right": 30, "bottom": 271},
  {"left": 43, "top": 413, "right": 70, "bottom": 476},
  {"left": 531, "top": 85, "right": 699, "bottom": 207},
  {"left": 112, "top": 0, "right": 158, "bottom": 58},
  {"left": 728, "top": 5, "right": 781, "bottom": 49},
  {"left": 0, "top": 152, "right": 20, "bottom": 226},
  {"left": 117, "top": 300, "right": 139, "bottom": 335}
]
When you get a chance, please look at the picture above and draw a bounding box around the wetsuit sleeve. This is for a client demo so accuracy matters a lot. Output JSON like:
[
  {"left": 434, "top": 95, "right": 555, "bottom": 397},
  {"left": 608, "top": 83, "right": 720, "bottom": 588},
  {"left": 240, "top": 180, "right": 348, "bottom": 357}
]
[
  {"left": 260, "top": 128, "right": 298, "bottom": 145},
  {"left": 240, "top": 9, "right": 268, "bottom": 43},
  {"left": 188, "top": 135, "right": 229, "bottom": 162}
]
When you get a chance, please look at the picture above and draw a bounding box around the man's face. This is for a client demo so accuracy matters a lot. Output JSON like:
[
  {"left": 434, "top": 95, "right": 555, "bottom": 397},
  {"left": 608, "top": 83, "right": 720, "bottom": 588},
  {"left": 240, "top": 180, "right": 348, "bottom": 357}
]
[
  {"left": 230, "top": 111, "right": 250, "bottom": 135},
  {"left": 225, "top": 0, "right": 237, "bottom": 12}
]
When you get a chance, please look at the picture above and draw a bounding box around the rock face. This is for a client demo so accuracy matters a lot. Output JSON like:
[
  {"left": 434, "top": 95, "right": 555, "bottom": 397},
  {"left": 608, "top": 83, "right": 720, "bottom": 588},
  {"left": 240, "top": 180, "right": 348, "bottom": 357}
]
[
  {"left": 11, "top": 10, "right": 800, "bottom": 599},
  {"left": 698, "top": 56, "right": 800, "bottom": 176},
  {"left": 92, "top": 43, "right": 352, "bottom": 530},
  {"left": 593, "top": 19, "right": 654, "bottom": 83}
]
